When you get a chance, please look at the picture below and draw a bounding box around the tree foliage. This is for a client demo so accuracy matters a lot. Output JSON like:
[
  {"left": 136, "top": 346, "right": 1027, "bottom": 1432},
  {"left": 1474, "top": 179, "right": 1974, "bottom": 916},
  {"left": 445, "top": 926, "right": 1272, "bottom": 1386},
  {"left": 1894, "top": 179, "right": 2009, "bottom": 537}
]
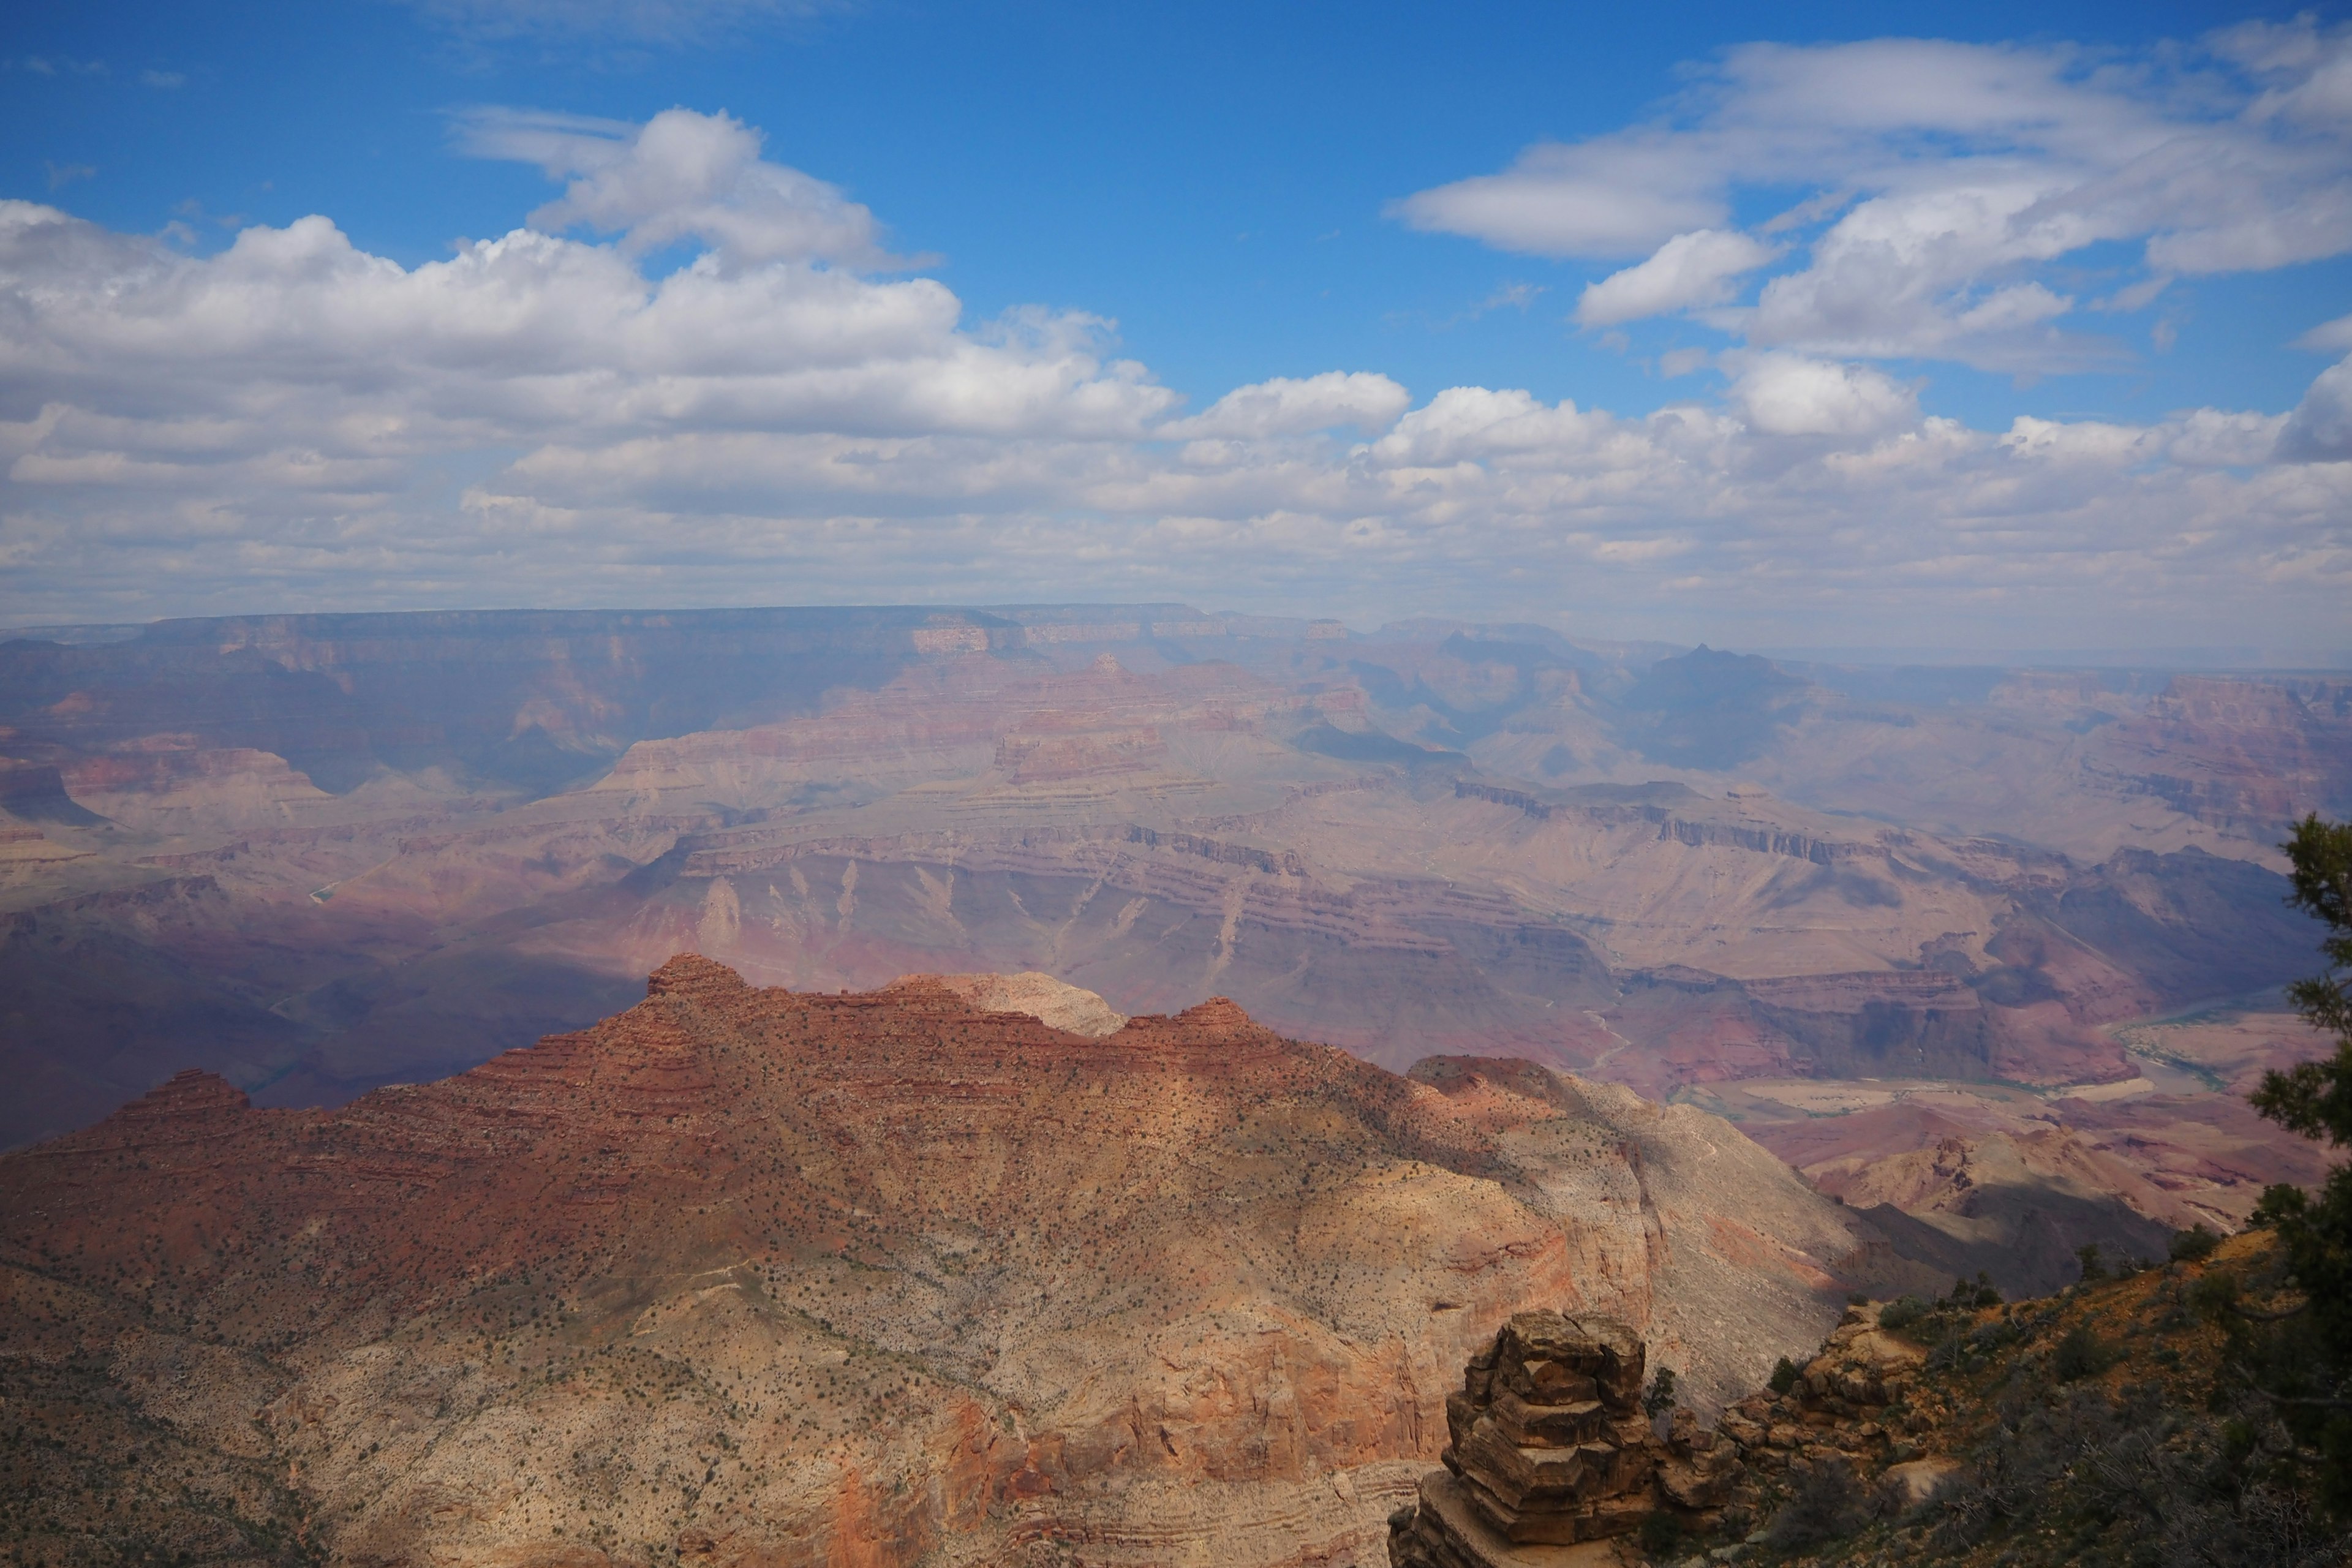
[
  {"left": 2247, "top": 813, "right": 2352, "bottom": 1507},
  {"left": 2254, "top": 816, "right": 2352, "bottom": 1144}
]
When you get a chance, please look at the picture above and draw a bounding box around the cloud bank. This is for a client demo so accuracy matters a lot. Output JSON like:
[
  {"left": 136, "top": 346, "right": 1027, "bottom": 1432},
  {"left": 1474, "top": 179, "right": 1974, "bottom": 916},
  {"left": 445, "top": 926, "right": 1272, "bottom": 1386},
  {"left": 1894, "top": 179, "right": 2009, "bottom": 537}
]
[
  {"left": 1396, "top": 21, "right": 2352, "bottom": 373},
  {"left": 2, "top": 100, "right": 2346, "bottom": 649}
]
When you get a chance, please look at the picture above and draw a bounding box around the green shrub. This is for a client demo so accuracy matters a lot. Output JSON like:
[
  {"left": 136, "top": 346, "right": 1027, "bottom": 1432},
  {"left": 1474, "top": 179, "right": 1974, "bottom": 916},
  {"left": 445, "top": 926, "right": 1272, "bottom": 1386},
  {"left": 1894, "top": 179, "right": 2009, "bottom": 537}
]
[
  {"left": 1769, "top": 1356, "right": 1800, "bottom": 1395},
  {"left": 1637, "top": 1509, "right": 1683, "bottom": 1556},
  {"left": 2168, "top": 1224, "right": 2220, "bottom": 1262},
  {"left": 2188, "top": 1269, "right": 2239, "bottom": 1324},
  {"left": 1880, "top": 1295, "right": 1932, "bottom": 1331},
  {"left": 2052, "top": 1324, "right": 2113, "bottom": 1382}
]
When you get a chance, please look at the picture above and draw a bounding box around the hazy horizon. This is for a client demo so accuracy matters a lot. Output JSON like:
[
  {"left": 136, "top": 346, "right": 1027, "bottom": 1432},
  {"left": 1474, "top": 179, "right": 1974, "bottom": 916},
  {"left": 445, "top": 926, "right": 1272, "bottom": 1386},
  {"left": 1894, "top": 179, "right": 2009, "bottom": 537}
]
[{"left": 5, "top": 601, "right": 2348, "bottom": 674}]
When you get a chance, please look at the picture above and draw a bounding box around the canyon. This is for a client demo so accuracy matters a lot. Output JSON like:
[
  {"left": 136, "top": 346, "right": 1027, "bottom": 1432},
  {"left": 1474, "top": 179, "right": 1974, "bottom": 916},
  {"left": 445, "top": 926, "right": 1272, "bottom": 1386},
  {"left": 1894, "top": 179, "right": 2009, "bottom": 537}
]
[{"left": 2, "top": 605, "right": 2343, "bottom": 1292}]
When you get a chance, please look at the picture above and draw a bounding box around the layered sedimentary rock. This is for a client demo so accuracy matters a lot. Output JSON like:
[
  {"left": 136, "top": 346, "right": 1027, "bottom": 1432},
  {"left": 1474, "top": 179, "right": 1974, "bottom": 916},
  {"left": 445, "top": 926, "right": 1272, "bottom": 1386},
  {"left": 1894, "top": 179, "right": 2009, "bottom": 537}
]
[
  {"left": 1, "top": 957, "right": 1894, "bottom": 1568},
  {"left": 2, "top": 608, "right": 2332, "bottom": 1288},
  {"left": 1387, "top": 1311, "right": 1736, "bottom": 1566}
]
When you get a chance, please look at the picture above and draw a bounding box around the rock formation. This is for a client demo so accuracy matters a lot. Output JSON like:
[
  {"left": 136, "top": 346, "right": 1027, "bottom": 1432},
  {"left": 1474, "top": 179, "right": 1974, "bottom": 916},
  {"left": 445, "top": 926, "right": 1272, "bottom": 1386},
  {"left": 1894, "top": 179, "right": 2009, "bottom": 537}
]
[
  {"left": 1387, "top": 1311, "right": 1735, "bottom": 1565},
  {"left": 1, "top": 957, "right": 1894, "bottom": 1568},
  {"left": 890, "top": 968, "right": 1128, "bottom": 1036}
]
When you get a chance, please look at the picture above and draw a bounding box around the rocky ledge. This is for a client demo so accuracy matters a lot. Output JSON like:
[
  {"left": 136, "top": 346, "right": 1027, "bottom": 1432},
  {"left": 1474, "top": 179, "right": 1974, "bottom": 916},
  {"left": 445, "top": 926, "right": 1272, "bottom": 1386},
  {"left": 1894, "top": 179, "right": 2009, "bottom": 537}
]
[{"left": 1710, "top": 1298, "right": 1962, "bottom": 1510}]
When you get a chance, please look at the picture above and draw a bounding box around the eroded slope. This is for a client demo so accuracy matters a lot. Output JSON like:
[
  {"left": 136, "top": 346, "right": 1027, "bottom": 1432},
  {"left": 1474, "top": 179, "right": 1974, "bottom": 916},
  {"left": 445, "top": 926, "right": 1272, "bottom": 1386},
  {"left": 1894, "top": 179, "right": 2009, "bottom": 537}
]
[{"left": 0, "top": 957, "right": 1917, "bottom": 1568}]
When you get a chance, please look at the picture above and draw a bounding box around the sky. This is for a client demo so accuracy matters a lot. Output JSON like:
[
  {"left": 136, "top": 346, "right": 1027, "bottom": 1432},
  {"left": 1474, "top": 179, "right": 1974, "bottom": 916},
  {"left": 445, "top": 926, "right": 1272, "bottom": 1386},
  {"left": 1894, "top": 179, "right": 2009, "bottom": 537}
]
[{"left": 1, "top": 0, "right": 2349, "bottom": 658}]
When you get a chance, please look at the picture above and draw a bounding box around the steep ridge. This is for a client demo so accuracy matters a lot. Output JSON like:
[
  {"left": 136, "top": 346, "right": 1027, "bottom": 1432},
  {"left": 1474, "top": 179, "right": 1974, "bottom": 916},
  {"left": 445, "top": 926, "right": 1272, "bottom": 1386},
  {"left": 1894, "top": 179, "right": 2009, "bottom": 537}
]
[{"left": 0, "top": 957, "right": 1925, "bottom": 1568}]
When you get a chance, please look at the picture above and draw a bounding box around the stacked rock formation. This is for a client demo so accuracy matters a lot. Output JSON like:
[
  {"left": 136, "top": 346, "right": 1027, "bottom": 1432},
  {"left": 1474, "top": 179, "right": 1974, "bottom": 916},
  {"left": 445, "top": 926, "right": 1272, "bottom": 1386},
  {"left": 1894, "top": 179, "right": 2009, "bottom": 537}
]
[{"left": 1388, "top": 1311, "right": 1735, "bottom": 1566}]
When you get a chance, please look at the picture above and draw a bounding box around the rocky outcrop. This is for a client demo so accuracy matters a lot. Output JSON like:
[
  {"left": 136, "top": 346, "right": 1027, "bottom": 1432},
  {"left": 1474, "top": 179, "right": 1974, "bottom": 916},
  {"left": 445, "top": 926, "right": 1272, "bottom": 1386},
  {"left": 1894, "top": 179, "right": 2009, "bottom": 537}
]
[
  {"left": 1387, "top": 1312, "right": 1736, "bottom": 1565},
  {"left": 1703, "top": 1300, "right": 1942, "bottom": 1518},
  {"left": 891, "top": 969, "right": 1129, "bottom": 1035}
]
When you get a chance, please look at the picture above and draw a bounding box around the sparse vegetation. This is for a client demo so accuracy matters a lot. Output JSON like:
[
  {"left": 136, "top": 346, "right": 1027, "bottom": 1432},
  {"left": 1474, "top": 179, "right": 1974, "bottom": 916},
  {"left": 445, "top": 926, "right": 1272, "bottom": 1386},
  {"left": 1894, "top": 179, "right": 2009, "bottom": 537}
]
[
  {"left": 1708, "top": 1234, "right": 2352, "bottom": 1567},
  {"left": 1764, "top": 1454, "right": 1869, "bottom": 1548}
]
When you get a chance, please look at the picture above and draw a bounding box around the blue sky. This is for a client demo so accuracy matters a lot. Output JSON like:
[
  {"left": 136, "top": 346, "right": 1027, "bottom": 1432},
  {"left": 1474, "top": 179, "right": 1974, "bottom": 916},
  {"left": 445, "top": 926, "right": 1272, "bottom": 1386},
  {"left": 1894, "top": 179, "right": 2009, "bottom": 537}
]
[{"left": 2, "top": 0, "right": 2349, "bottom": 655}]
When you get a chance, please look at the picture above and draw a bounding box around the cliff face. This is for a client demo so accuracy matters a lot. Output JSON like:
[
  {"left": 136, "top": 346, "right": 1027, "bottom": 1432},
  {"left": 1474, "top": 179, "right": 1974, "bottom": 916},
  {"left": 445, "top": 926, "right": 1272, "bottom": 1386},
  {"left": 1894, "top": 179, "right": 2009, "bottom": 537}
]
[
  {"left": 2087, "top": 675, "right": 2352, "bottom": 834},
  {"left": 0, "top": 957, "right": 1912, "bottom": 1568}
]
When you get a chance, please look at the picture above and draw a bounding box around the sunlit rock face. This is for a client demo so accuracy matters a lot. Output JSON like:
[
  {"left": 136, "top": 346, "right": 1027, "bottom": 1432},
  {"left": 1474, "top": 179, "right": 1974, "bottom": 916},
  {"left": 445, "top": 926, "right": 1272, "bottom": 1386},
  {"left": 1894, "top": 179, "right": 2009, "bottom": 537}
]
[{"left": 0, "top": 957, "right": 1906, "bottom": 1567}]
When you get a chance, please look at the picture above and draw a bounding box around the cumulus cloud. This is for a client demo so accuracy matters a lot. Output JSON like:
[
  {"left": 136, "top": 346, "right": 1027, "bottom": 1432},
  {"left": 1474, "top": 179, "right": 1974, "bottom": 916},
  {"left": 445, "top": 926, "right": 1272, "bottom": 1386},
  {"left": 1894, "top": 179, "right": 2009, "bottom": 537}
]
[
  {"left": 1395, "top": 23, "right": 2352, "bottom": 369},
  {"left": 1577, "top": 229, "right": 1776, "bottom": 327},
  {"left": 1730, "top": 354, "right": 1917, "bottom": 438},
  {"left": 1, "top": 110, "right": 2345, "bottom": 650},
  {"left": 457, "top": 107, "right": 897, "bottom": 269},
  {"left": 1159, "top": 372, "right": 1409, "bottom": 439}
]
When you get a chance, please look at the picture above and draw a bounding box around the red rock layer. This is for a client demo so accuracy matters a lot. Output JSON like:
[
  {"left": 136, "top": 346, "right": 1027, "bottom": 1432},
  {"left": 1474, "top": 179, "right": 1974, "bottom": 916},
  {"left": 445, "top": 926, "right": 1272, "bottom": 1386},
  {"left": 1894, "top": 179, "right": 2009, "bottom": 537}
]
[{"left": 1, "top": 956, "right": 1899, "bottom": 1567}]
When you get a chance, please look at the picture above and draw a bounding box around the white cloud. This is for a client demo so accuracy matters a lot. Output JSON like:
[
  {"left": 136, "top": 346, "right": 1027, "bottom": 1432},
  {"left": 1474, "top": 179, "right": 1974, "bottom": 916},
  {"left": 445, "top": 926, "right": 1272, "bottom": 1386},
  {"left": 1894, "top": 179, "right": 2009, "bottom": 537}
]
[
  {"left": 1390, "top": 141, "right": 1724, "bottom": 258},
  {"left": 1395, "top": 24, "right": 2352, "bottom": 371},
  {"left": 1577, "top": 229, "right": 1776, "bottom": 326},
  {"left": 2294, "top": 312, "right": 2352, "bottom": 353},
  {"left": 2277, "top": 356, "right": 2352, "bottom": 462},
  {"left": 1368, "top": 386, "right": 1617, "bottom": 466},
  {"left": 456, "top": 107, "right": 897, "bottom": 269},
  {"left": 1159, "top": 372, "right": 1409, "bottom": 439},
  {"left": 1, "top": 111, "right": 2346, "bottom": 651},
  {"left": 1730, "top": 353, "right": 1917, "bottom": 438}
]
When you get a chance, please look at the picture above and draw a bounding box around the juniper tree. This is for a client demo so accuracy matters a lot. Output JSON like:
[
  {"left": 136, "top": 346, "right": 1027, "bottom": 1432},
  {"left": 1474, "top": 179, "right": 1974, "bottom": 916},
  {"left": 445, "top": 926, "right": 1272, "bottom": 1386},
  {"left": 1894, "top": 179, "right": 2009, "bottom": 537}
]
[
  {"left": 2252, "top": 814, "right": 2352, "bottom": 1355},
  {"left": 2248, "top": 813, "right": 2352, "bottom": 1506}
]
